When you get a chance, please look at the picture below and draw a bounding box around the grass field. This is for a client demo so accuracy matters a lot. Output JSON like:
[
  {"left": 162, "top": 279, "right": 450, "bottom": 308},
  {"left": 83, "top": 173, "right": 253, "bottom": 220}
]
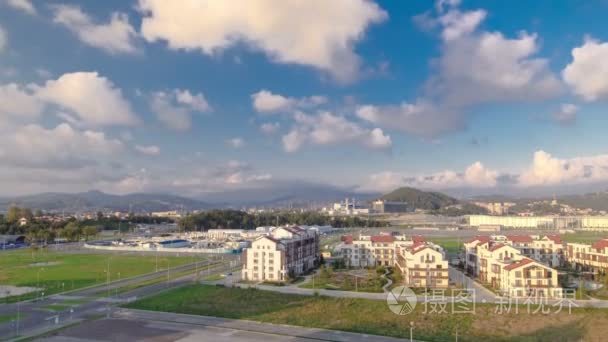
[
  {"left": 126, "top": 284, "right": 608, "bottom": 342},
  {"left": 0, "top": 249, "right": 202, "bottom": 301},
  {"left": 299, "top": 267, "right": 387, "bottom": 292},
  {"left": 561, "top": 231, "right": 608, "bottom": 243},
  {"left": 427, "top": 237, "right": 464, "bottom": 255}
]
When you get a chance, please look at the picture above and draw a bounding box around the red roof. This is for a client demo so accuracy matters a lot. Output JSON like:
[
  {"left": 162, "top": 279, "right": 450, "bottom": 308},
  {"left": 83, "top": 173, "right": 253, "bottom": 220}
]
[
  {"left": 506, "top": 235, "right": 533, "bottom": 243},
  {"left": 503, "top": 258, "right": 535, "bottom": 271},
  {"left": 371, "top": 235, "right": 395, "bottom": 243},
  {"left": 466, "top": 235, "right": 491, "bottom": 244},
  {"left": 412, "top": 235, "right": 426, "bottom": 243},
  {"left": 411, "top": 246, "right": 433, "bottom": 255},
  {"left": 489, "top": 243, "right": 507, "bottom": 252},
  {"left": 341, "top": 235, "right": 354, "bottom": 244},
  {"left": 544, "top": 234, "right": 563, "bottom": 244},
  {"left": 591, "top": 239, "right": 608, "bottom": 250}
]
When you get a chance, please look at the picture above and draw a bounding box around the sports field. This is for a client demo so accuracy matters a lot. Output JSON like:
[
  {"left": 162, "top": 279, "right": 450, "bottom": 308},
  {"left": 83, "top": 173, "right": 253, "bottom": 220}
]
[{"left": 0, "top": 248, "right": 201, "bottom": 301}]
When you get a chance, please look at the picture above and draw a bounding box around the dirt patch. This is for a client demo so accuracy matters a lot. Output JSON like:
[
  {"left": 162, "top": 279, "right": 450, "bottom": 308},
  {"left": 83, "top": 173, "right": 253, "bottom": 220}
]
[
  {"left": 29, "top": 261, "right": 62, "bottom": 267},
  {"left": 0, "top": 285, "right": 41, "bottom": 298}
]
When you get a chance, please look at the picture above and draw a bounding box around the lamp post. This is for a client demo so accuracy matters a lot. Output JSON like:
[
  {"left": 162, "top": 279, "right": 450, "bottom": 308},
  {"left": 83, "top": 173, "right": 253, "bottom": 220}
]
[{"left": 409, "top": 321, "right": 414, "bottom": 342}]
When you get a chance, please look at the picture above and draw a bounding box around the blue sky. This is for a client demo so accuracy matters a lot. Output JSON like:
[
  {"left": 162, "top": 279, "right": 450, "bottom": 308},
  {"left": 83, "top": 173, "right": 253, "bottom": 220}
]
[{"left": 1, "top": 0, "right": 608, "bottom": 199}]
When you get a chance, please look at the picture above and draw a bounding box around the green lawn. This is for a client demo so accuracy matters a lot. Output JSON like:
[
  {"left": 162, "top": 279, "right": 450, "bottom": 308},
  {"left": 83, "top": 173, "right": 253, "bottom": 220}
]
[
  {"left": 300, "top": 267, "right": 387, "bottom": 292},
  {"left": 561, "top": 231, "right": 608, "bottom": 243},
  {"left": 427, "top": 237, "right": 464, "bottom": 255},
  {"left": 126, "top": 284, "right": 608, "bottom": 342},
  {"left": 0, "top": 249, "right": 202, "bottom": 301}
]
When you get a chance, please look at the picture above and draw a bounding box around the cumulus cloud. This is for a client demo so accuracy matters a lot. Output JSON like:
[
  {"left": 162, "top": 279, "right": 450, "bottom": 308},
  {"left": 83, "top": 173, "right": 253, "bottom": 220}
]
[
  {"left": 150, "top": 89, "right": 211, "bottom": 131},
  {"left": 563, "top": 38, "right": 608, "bottom": 101},
  {"left": 282, "top": 111, "right": 391, "bottom": 152},
  {"left": 552, "top": 103, "right": 578, "bottom": 125},
  {"left": 135, "top": 144, "right": 160, "bottom": 156},
  {"left": 0, "top": 72, "right": 137, "bottom": 128},
  {"left": 519, "top": 150, "right": 608, "bottom": 187},
  {"left": 171, "top": 160, "right": 272, "bottom": 192},
  {"left": 226, "top": 137, "right": 245, "bottom": 149},
  {"left": 52, "top": 4, "right": 138, "bottom": 54},
  {"left": 0, "top": 123, "right": 123, "bottom": 169},
  {"left": 36, "top": 71, "right": 139, "bottom": 127},
  {"left": 361, "top": 161, "right": 498, "bottom": 192},
  {"left": 251, "top": 90, "right": 327, "bottom": 114},
  {"left": 259, "top": 122, "right": 280, "bottom": 135},
  {"left": 5, "top": 0, "right": 36, "bottom": 15},
  {"left": 359, "top": 1, "right": 562, "bottom": 138},
  {"left": 138, "top": 0, "right": 387, "bottom": 83},
  {"left": 356, "top": 101, "right": 464, "bottom": 138},
  {"left": 0, "top": 83, "right": 44, "bottom": 123}
]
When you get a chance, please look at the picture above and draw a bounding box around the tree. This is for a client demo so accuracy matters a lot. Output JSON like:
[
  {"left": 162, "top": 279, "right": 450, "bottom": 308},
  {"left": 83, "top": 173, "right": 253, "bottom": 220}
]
[
  {"left": 83, "top": 226, "right": 98, "bottom": 241},
  {"left": 7, "top": 206, "right": 21, "bottom": 223}
]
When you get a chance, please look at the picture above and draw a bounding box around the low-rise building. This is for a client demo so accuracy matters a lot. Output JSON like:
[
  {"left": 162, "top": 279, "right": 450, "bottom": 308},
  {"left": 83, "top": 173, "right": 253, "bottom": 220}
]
[
  {"left": 395, "top": 243, "right": 449, "bottom": 288},
  {"left": 463, "top": 235, "right": 563, "bottom": 298},
  {"left": 241, "top": 226, "right": 319, "bottom": 283},
  {"left": 566, "top": 239, "right": 608, "bottom": 276}
]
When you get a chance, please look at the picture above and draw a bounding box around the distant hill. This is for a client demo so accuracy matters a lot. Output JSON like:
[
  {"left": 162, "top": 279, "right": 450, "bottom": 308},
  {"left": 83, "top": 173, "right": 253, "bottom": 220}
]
[
  {"left": 380, "top": 187, "right": 459, "bottom": 210},
  {"left": 0, "top": 190, "right": 212, "bottom": 212}
]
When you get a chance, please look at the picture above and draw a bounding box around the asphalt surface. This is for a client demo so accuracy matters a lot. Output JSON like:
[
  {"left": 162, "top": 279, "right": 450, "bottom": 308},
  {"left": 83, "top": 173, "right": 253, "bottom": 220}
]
[
  {"left": 0, "top": 255, "right": 239, "bottom": 341},
  {"left": 40, "top": 309, "right": 415, "bottom": 342}
]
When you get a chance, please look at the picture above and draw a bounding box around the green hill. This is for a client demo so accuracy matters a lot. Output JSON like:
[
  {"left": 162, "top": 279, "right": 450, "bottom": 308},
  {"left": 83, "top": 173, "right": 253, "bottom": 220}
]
[{"left": 380, "top": 187, "right": 459, "bottom": 210}]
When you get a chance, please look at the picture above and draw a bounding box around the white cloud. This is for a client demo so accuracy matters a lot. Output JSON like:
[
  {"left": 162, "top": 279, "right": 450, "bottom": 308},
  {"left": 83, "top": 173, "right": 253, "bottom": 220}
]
[
  {"left": 282, "top": 111, "right": 391, "bottom": 152},
  {"left": 438, "top": 9, "right": 486, "bottom": 41},
  {"left": 36, "top": 71, "right": 139, "bottom": 127},
  {"left": 356, "top": 101, "right": 464, "bottom": 138},
  {"left": 135, "top": 144, "right": 160, "bottom": 156},
  {"left": 519, "top": 150, "right": 608, "bottom": 187},
  {"left": 562, "top": 38, "right": 608, "bottom": 101},
  {"left": 175, "top": 89, "right": 211, "bottom": 112},
  {"left": 52, "top": 4, "right": 138, "bottom": 54},
  {"left": 0, "top": 123, "right": 123, "bottom": 169},
  {"left": 226, "top": 137, "right": 245, "bottom": 149},
  {"left": 259, "top": 122, "right": 280, "bottom": 135},
  {"left": 0, "top": 83, "right": 44, "bottom": 123},
  {"left": 251, "top": 90, "right": 327, "bottom": 114},
  {"left": 6, "top": 0, "right": 36, "bottom": 15},
  {"left": 149, "top": 89, "right": 211, "bottom": 131},
  {"left": 358, "top": 3, "right": 562, "bottom": 138},
  {"left": 553, "top": 103, "right": 578, "bottom": 125},
  {"left": 138, "top": 0, "right": 387, "bottom": 83},
  {"left": 360, "top": 161, "right": 498, "bottom": 192}
]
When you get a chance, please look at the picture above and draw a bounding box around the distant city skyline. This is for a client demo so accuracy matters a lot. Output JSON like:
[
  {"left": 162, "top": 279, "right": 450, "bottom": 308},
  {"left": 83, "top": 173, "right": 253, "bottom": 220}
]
[{"left": 1, "top": 0, "right": 608, "bottom": 197}]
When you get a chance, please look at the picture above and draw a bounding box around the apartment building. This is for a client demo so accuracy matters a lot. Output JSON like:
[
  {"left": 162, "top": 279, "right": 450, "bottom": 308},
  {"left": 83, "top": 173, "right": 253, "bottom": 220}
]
[
  {"left": 500, "top": 258, "right": 561, "bottom": 298},
  {"left": 464, "top": 235, "right": 563, "bottom": 298},
  {"left": 241, "top": 226, "right": 319, "bottom": 282},
  {"left": 395, "top": 243, "right": 449, "bottom": 288},
  {"left": 338, "top": 233, "right": 425, "bottom": 267},
  {"left": 566, "top": 238, "right": 608, "bottom": 275},
  {"left": 337, "top": 233, "right": 448, "bottom": 288}
]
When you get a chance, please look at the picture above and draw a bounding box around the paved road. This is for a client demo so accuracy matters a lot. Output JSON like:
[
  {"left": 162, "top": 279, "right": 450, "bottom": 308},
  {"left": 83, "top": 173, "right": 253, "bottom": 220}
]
[
  {"left": 42, "top": 308, "right": 411, "bottom": 342},
  {"left": 0, "top": 257, "right": 239, "bottom": 341}
]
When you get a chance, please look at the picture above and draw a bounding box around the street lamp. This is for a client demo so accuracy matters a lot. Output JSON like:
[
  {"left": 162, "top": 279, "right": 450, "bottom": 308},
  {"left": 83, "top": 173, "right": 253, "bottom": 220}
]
[{"left": 409, "top": 321, "right": 414, "bottom": 342}]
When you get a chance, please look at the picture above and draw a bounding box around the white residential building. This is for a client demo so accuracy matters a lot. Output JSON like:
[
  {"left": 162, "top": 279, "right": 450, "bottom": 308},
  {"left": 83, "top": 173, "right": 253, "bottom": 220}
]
[
  {"left": 463, "top": 235, "right": 563, "bottom": 298},
  {"left": 395, "top": 243, "right": 449, "bottom": 288},
  {"left": 566, "top": 239, "right": 608, "bottom": 276},
  {"left": 241, "top": 226, "right": 319, "bottom": 282}
]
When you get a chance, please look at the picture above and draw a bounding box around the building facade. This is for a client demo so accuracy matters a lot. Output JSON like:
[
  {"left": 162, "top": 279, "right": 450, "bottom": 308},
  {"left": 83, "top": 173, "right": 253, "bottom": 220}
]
[
  {"left": 566, "top": 239, "right": 608, "bottom": 276},
  {"left": 241, "top": 226, "right": 319, "bottom": 283},
  {"left": 395, "top": 243, "right": 449, "bottom": 288},
  {"left": 463, "top": 235, "right": 563, "bottom": 298}
]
